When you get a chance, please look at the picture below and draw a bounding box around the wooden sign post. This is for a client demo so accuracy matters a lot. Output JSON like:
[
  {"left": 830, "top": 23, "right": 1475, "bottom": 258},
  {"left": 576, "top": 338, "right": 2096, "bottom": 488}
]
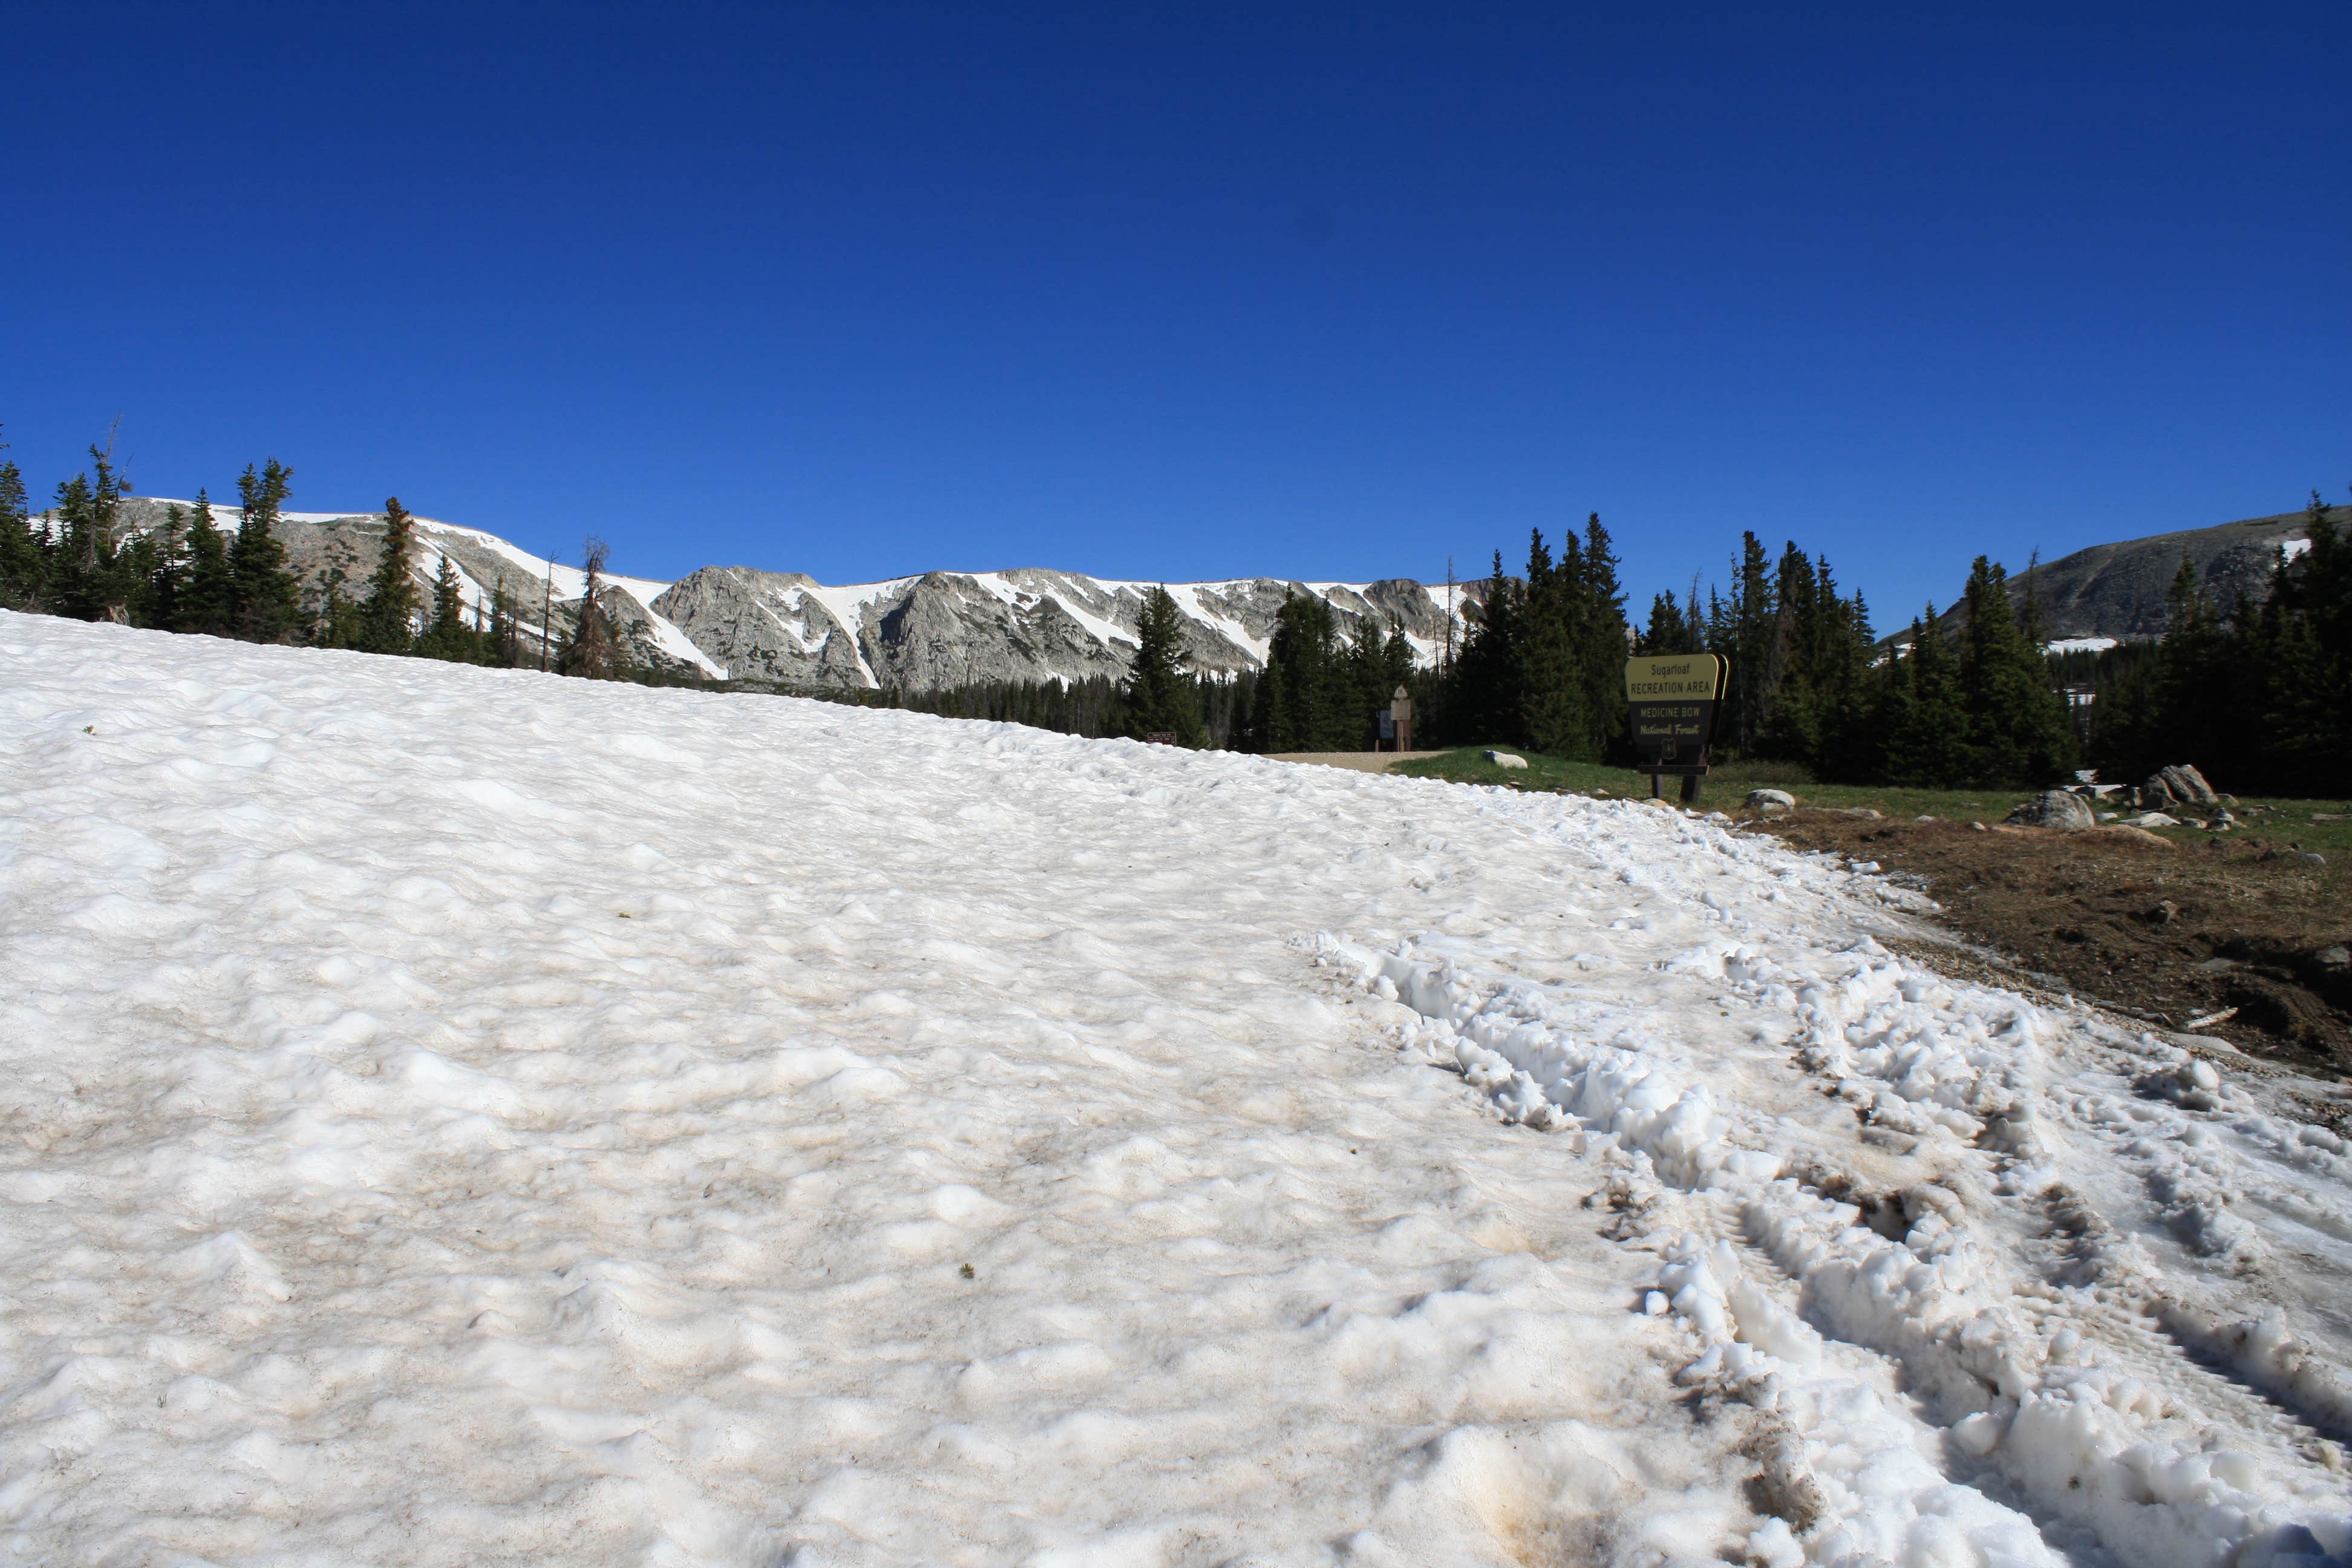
[
  {"left": 1625, "top": 654, "right": 1727, "bottom": 804},
  {"left": 1387, "top": 686, "right": 1413, "bottom": 752}
]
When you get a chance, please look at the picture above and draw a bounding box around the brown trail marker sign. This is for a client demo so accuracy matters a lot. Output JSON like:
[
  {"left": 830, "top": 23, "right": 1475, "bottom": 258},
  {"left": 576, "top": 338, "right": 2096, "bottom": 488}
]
[{"left": 1625, "top": 653, "right": 1727, "bottom": 803}]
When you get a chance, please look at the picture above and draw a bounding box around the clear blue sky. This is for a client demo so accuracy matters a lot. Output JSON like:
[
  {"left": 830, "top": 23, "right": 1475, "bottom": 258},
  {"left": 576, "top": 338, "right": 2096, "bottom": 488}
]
[{"left": 5, "top": 2, "right": 2347, "bottom": 621}]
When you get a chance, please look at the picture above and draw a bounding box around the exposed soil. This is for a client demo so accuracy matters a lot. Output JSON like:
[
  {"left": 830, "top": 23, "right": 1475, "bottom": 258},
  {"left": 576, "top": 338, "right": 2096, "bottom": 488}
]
[{"left": 1751, "top": 809, "right": 2352, "bottom": 1081}]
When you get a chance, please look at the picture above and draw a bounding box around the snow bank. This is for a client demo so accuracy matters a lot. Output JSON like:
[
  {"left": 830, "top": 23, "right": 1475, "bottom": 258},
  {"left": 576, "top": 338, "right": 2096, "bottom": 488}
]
[{"left": 1328, "top": 817, "right": 2352, "bottom": 1567}]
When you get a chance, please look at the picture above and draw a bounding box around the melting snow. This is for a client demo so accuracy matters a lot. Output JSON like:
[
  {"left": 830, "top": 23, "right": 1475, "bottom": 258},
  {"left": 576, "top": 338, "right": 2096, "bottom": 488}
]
[{"left": 4, "top": 612, "right": 2348, "bottom": 1568}]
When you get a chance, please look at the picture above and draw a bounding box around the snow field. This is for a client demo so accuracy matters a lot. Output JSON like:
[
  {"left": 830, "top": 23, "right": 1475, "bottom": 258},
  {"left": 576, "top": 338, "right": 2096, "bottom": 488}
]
[
  {"left": 6, "top": 615, "right": 1763, "bottom": 1567},
  {"left": 5, "top": 612, "right": 2348, "bottom": 1567}
]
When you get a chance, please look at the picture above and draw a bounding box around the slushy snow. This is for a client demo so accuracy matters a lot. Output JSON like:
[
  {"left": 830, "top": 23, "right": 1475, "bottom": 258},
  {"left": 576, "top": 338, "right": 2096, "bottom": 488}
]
[{"left": 3, "top": 612, "right": 2348, "bottom": 1567}]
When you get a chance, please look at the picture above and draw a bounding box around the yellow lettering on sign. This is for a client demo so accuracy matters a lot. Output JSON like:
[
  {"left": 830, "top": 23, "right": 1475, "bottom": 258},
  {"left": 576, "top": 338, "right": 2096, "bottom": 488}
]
[{"left": 1624, "top": 653, "right": 1726, "bottom": 702}]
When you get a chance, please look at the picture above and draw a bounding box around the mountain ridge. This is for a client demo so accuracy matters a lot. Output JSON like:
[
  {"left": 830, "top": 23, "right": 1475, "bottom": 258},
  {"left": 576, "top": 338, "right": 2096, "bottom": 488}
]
[
  {"left": 90, "top": 497, "right": 1487, "bottom": 688},
  {"left": 82, "top": 493, "right": 2337, "bottom": 682}
]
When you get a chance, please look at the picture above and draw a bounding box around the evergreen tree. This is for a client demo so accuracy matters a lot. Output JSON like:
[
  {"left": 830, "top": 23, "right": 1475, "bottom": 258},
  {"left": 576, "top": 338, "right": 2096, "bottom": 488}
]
[
  {"left": 51, "top": 448, "right": 135, "bottom": 622},
  {"left": 1880, "top": 610, "right": 1968, "bottom": 785},
  {"left": 417, "top": 554, "right": 474, "bottom": 661},
  {"left": 488, "top": 574, "right": 521, "bottom": 667},
  {"left": 1520, "top": 527, "right": 1589, "bottom": 756},
  {"left": 302, "top": 538, "right": 365, "bottom": 648},
  {"left": 356, "top": 496, "right": 422, "bottom": 654},
  {"left": 0, "top": 430, "right": 45, "bottom": 611},
  {"left": 1576, "top": 514, "right": 1630, "bottom": 760},
  {"left": 2150, "top": 552, "right": 2226, "bottom": 773},
  {"left": 229, "top": 459, "right": 299, "bottom": 641},
  {"left": 146, "top": 503, "right": 189, "bottom": 632},
  {"left": 1120, "top": 586, "right": 1207, "bottom": 745},
  {"left": 1641, "top": 590, "right": 1691, "bottom": 654},
  {"left": 1246, "top": 592, "right": 1363, "bottom": 751},
  {"left": 180, "top": 491, "right": 234, "bottom": 635},
  {"left": 1445, "top": 552, "right": 1525, "bottom": 746},
  {"left": 1954, "top": 555, "right": 2073, "bottom": 785},
  {"left": 561, "top": 537, "right": 624, "bottom": 679},
  {"left": 1726, "top": 531, "right": 1774, "bottom": 754}
]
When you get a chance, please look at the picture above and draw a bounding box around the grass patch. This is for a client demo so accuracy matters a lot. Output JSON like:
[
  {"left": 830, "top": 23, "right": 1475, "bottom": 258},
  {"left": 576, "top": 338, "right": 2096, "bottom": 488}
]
[{"left": 1388, "top": 746, "right": 2352, "bottom": 856}]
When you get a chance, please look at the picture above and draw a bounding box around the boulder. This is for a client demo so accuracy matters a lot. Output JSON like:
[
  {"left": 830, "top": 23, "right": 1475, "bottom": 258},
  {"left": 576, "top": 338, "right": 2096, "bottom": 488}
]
[
  {"left": 1481, "top": 750, "right": 1528, "bottom": 769},
  {"left": 1746, "top": 788, "right": 1797, "bottom": 812},
  {"left": 2004, "top": 789, "right": 2097, "bottom": 831},
  {"left": 2146, "top": 765, "right": 2218, "bottom": 808}
]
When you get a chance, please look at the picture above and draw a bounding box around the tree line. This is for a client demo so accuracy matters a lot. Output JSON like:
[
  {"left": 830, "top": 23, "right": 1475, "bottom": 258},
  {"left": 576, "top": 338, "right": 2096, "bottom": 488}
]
[
  {"left": 11, "top": 427, "right": 2336, "bottom": 792},
  {"left": 2078, "top": 491, "right": 2350, "bottom": 797},
  {"left": 0, "top": 433, "right": 636, "bottom": 679},
  {"left": 1394, "top": 516, "right": 2074, "bottom": 789}
]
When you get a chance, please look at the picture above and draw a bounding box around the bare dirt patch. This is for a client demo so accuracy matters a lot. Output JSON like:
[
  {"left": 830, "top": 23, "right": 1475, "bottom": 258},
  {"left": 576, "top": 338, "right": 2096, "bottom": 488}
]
[{"left": 1751, "top": 809, "right": 2352, "bottom": 1079}]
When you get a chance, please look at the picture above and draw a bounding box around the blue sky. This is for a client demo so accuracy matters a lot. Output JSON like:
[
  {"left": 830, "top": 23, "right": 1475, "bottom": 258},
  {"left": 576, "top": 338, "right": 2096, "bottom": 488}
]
[{"left": 5, "top": 2, "right": 2347, "bottom": 620}]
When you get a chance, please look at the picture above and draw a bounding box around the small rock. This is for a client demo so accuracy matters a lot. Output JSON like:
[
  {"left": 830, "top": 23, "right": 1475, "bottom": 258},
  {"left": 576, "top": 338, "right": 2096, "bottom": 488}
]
[
  {"left": 1482, "top": 750, "right": 1528, "bottom": 769},
  {"left": 2004, "top": 789, "right": 2097, "bottom": 831},
  {"left": 1968, "top": 821, "right": 1987, "bottom": 832},
  {"left": 2149, "top": 899, "right": 2181, "bottom": 924},
  {"left": 2123, "top": 812, "right": 2180, "bottom": 829},
  {"left": 1746, "top": 788, "right": 1797, "bottom": 811},
  {"left": 2099, "top": 811, "right": 2118, "bottom": 822},
  {"left": 1915, "top": 814, "right": 1938, "bottom": 823},
  {"left": 1835, "top": 806, "right": 1882, "bottom": 820},
  {"left": 2313, "top": 945, "right": 2350, "bottom": 973},
  {"left": 2299, "top": 852, "right": 2325, "bottom": 866}
]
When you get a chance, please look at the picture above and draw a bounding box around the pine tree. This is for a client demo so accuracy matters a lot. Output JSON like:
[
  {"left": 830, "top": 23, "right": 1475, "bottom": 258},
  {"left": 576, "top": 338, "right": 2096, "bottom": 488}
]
[
  {"left": 1727, "top": 532, "right": 1774, "bottom": 755},
  {"left": 181, "top": 490, "right": 234, "bottom": 636},
  {"left": 229, "top": 459, "right": 299, "bottom": 641},
  {"left": 304, "top": 538, "right": 367, "bottom": 648},
  {"left": 356, "top": 496, "right": 423, "bottom": 654},
  {"left": 488, "top": 574, "right": 520, "bottom": 667},
  {"left": 1246, "top": 593, "right": 1351, "bottom": 750},
  {"left": 0, "top": 444, "right": 47, "bottom": 611},
  {"left": 417, "top": 554, "right": 472, "bottom": 661},
  {"left": 1520, "top": 528, "right": 1588, "bottom": 756},
  {"left": 2149, "top": 551, "right": 2227, "bottom": 774},
  {"left": 1445, "top": 552, "right": 1526, "bottom": 747},
  {"left": 1120, "top": 586, "right": 1207, "bottom": 745},
  {"left": 1576, "top": 514, "right": 1630, "bottom": 760},
  {"left": 1953, "top": 555, "right": 2074, "bottom": 785},
  {"left": 145, "top": 503, "right": 189, "bottom": 631},
  {"left": 1881, "top": 610, "right": 1968, "bottom": 786},
  {"left": 1641, "top": 590, "right": 1690, "bottom": 654},
  {"left": 561, "top": 537, "right": 621, "bottom": 679},
  {"left": 49, "top": 448, "right": 137, "bottom": 623},
  {"left": 0, "top": 430, "right": 45, "bottom": 612}
]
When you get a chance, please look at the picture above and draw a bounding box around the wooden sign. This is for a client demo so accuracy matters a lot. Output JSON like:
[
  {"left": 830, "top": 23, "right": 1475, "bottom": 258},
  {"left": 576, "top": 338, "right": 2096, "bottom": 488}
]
[{"left": 1625, "top": 654, "right": 1726, "bottom": 777}]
